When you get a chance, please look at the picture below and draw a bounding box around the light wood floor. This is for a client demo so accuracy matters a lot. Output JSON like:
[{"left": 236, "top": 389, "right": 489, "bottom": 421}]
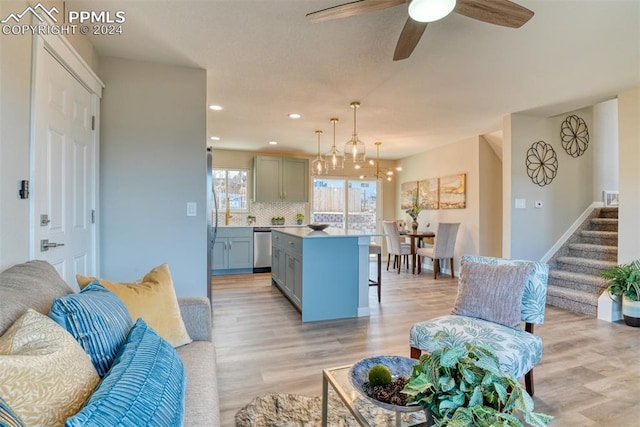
[{"left": 212, "top": 264, "right": 640, "bottom": 426}]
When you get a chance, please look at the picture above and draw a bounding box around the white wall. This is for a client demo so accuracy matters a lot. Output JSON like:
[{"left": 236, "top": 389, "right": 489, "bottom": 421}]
[
  {"left": 99, "top": 57, "right": 208, "bottom": 297},
  {"left": 478, "top": 136, "right": 502, "bottom": 257},
  {"left": 618, "top": 87, "right": 640, "bottom": 264},
  {"left": 592, "top": 99, "right": 619, "bottom": 200},
  {"left": 507, "top": 107, "right": 595, "bottom": 260},
  {"left": 0, "top": 0, "right": 33, "bottom": 269}
]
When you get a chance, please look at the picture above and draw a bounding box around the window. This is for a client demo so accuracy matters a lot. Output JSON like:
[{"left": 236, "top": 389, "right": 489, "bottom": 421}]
[
  {"left": 213, "top": 169, "right": 248, "bottom": 211},
  {"left": 312, "top": 178, "right": 379, "bottom": 233}
]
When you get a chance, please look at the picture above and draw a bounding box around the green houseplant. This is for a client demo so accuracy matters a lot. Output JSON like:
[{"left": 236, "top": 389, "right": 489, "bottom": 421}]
[
  {"left": 295, "top": 213, "right": 304, "bottom": 225},
  {"left": 600, "top": 260, "right": 640, "bottom": 327},
  {"left": 402, "top": 336, "right": 552, "bottom": 427}
]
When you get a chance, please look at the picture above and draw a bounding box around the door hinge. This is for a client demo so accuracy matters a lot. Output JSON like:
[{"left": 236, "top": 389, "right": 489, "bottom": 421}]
[
  {"left": 91, "top": 115, "right": 95, "bottom": 131},
  {"left": 91, "top": 209, "right": 96, "bottom": 224}
]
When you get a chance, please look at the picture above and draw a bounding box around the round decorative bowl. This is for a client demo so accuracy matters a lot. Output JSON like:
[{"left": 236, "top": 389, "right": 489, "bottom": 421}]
[
  {"left": 349, "top": 355, "right": 421, "bottom": 413},
  {"left": 307, "top": 223, "right": 329, "bottom": 231}
]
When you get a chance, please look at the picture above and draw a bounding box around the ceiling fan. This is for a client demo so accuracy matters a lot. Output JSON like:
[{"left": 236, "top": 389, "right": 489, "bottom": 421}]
[{"left": 306, "top": 0, "right": 534, "bottom": 61}]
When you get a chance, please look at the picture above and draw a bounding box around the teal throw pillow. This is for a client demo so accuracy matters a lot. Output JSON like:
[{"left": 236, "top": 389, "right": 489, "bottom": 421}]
[
  {"left": 49, "top": 281, "right": 133, "bottom": 377},
  {"left": 66, "top": 318, "right": 186, "bottom": 427}
]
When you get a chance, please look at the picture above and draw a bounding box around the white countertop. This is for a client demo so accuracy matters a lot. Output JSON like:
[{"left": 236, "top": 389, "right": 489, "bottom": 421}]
[{"left": 273, "top": 227, "right": 382, "bottom": 238}]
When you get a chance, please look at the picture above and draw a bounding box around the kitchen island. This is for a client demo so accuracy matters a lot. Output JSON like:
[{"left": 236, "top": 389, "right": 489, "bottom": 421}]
[{"left": 271, "top": 227, "right": 378, "bottom": 322}]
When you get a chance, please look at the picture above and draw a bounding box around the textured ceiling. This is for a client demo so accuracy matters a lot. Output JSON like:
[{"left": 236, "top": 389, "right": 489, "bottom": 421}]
[{"left": 76, "top": 0, "right": 640, "bottom": 159}]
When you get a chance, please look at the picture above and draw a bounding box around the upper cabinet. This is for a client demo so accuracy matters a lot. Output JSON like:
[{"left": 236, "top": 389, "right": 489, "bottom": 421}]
[{"left": 254, "top": 156, "right": 308, "bottom": 202}]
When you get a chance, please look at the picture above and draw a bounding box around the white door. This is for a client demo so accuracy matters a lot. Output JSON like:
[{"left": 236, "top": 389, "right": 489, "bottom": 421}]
[{"left": 31, "top": 42, "right": 98, "bottom": 288}]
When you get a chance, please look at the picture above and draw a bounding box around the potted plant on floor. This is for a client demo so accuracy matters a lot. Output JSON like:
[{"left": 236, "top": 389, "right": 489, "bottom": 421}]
[
  {"left": 402, "top": 334, "right": 552, "bottom": 427},
  {"left": 600, "top": 260, "right": 640, "bottom": 327},
  {"left": 295, "top": 213, "right": 304, "bottom": 225}
]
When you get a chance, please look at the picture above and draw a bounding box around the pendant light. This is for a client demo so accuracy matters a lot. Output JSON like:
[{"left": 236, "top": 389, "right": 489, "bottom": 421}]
[
  {"left": 325, "top": 117, "right": 343, "bottom": 170},
  {"left": 343, "top": 101, "right": 366, "bottom": 164},
  {"left": 311, "top": 130, "right": 327, "bottom": 176},
  {"left": 356, "top": 141, "right": 402, "bottom": 181}
]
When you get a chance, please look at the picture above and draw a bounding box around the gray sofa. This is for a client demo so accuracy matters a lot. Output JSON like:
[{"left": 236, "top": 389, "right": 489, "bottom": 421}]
[{"left": 0, "top": 260, "right": 220, "bottom": 426}]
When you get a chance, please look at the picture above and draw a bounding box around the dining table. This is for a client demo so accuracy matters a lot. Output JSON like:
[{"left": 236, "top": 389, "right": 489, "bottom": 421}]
[{"left": 403, "top": 231, "right": 436, "bottom": 274}]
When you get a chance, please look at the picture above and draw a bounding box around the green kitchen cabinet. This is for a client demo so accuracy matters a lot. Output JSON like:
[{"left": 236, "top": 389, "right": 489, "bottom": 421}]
[{"left": 254, "top": 156, "right": 308, "bottom": 202}]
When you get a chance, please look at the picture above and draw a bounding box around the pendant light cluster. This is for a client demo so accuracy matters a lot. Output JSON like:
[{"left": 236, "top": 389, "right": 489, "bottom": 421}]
[{"left": 309, "top": 101, "right": 400, "bottom": 181}]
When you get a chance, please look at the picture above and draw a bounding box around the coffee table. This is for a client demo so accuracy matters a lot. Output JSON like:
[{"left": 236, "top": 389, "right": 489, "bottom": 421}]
[{"left": 321, "top": 364, "right": 430, "bottom": 427}]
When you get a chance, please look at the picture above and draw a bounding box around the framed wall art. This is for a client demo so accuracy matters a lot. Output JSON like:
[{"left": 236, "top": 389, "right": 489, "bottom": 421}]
[
  {"left": 418, "top": 177, "right": 439, "bottom": 210},
  {"left": 400, "top": 181, "right": 418, "bottom": 209},
  {"left": 439, "top": 173, "right": 466, "bottom": 209}
]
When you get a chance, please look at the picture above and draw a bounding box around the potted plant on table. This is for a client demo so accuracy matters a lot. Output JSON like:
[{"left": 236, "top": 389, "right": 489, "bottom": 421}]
[
  {"left": 405, "top": 191, "right": 421, "bottom": 232},
  {"left": 295, "top": 213, "right": 304, "bottom": 225},
  {"left": 600, "top": 260, "right": 640, "bottom": 327},
  {"left": 402, "top": 334, "right": 552, "bottom": 427}
]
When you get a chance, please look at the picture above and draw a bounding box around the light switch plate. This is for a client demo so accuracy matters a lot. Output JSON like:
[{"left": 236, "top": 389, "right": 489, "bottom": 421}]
[
  {"left": 187, "top": 202, "right": 197, "bottom": 216},
  {"left": 515, "top": 198, "right": 526, "bottom": 209}
]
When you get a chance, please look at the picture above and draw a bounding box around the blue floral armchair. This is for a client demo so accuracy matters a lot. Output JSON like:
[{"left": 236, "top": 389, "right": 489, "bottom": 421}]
[{"left": 409, "top": 255, "right": 549, "bottom": 395}]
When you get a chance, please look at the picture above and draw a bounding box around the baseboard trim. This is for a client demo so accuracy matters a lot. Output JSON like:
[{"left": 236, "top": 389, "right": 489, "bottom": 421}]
[{"left": 540, "top": 201, "right": 604, "bottom": 263}]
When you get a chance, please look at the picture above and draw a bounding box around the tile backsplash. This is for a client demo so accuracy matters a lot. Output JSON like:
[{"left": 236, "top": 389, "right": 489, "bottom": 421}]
[{"left": 214, "top": 201, "right": 308, "bottom": 227}]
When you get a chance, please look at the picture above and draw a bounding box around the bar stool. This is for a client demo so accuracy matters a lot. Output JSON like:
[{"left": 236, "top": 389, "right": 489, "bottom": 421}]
[{"left": 369, "top": 243, "right": 382, "bottom": 303}]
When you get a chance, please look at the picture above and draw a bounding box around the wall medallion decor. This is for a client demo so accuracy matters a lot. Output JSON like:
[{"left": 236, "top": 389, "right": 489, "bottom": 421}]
[
  {"left": 560, "top": 114, "right": 589, "bottom": 157},
  {"left": 526, "top": 141, "right": 558, "bottom": 186}
]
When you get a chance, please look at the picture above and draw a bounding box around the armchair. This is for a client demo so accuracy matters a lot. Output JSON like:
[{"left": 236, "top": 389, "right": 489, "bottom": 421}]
[{"left": 409, "top": 255, "right": 549, "bottom": 395}]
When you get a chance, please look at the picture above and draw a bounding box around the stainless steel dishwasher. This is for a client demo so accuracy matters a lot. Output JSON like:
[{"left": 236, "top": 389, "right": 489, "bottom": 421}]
[{"left": 253, "top": 227, "right": 272, "bottom": 273}]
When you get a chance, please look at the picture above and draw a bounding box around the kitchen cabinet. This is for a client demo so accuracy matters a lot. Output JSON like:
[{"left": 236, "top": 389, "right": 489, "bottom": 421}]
[
  {"left": 271, "top": 231, "right": 303, "bottom": 310},
  {"left": 253, "top": 156, "right": 308, "bottom": 202},
  {"left": 212, "top": 227, "right": 253, "bottom": 275}
]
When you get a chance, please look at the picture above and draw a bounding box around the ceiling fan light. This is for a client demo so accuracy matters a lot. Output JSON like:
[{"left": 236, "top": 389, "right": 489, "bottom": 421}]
[{"left": 408, "top": 0, "right": 456, "bottom": 23}]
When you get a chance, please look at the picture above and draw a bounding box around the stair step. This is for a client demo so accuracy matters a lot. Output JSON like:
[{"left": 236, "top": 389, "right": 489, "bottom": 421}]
[
  {"left": 589, "top": 218, "right": 618, "bottom": 232},
  {"left": 556, "top": 257, "right": 616, "bottom": 276},
  {"left": 567, "top": 243, "right": 617, "bottom": 261},
  {"left": 598, "top": 207, "right": 619, "bottom": 219},
  {"left": 548, "top": 270, "right": 607, "bottom": 293},
  {"left": 547, "top": 286, "right": 598, "bottom": 316},
  {"left": 579, "top": 230, "right": 618, "bottom": 246}
]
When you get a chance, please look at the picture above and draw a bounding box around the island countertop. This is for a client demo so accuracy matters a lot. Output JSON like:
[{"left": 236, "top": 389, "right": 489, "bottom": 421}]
[{"left": 273, "top": 227, "right": 382, "bottom": 238}]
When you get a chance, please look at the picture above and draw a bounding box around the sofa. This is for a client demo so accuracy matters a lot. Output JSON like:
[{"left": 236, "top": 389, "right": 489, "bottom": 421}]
[{"left": 0, "top": 260, "right": 220, "bottom": 426}]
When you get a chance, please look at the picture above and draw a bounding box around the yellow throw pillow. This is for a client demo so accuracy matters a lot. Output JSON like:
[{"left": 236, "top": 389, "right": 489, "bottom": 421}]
[
  {"left": 0, "top": 309, "right": 100, "bottom": 426},
  {"left": 77, "top": 264, "right": 192, "bottom": 347}
]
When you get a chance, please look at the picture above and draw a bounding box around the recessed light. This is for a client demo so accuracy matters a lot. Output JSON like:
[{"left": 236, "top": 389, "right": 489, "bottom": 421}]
[
  {"left": 269, "top": 141, "right": 278, "bottom": 145},
  {"left": 209, "top": 105, "right": 223, "bottom": 111},
  {"left": 288, "top": 113, "right": 301, "bottom": 119},
  {"left": 210, "top": 136, "right": 220, "bottom": 141}
]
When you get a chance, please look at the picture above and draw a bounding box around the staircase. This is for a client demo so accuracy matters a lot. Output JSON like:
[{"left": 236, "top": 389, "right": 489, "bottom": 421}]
[{"left": 546, "top": 207, "right": 618, "bottom": 316}]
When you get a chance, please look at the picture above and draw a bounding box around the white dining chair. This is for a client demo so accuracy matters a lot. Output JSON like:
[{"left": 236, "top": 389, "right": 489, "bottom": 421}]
[
  {"left": 382, "top": 220, "right": 412, "bottom": 274},
  {"left": 416, "top": 222, "right": 460, "bottom": 278}
]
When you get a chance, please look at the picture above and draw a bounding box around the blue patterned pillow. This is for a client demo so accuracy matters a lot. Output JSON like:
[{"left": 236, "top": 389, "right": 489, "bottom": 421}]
[
  {"left": 66, "top": 319, "right": 186, "bottom": 427},
  {"left": 0, "top": 396, "right": 25, "bottom": 427},
  {"left": 49, "top": 281, "right": 133, "bottom": 377}
]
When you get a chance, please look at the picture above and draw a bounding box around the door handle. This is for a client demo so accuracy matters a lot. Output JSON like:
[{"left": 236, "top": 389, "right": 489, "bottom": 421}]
[{"left": 40, "top": 239, "right": 64, "bottom": 252}]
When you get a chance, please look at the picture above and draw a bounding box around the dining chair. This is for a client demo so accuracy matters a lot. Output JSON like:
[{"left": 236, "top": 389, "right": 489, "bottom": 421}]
[
  {"left": 416, "top": 222, "right": 460, "bottom": 278},
  {"left": 382, "top": 220, "right": 412, "bottom": 274},
  {"left": 410, "top": 255, "right": 550, "bottom": 396}
]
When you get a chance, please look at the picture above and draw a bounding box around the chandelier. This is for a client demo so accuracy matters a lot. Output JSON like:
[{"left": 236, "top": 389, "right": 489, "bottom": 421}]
[
  {"left": 311, "top": 130, "right": 327, "bottom": 176},
  {"left": 343, "top": 101, "right": 366, "bottom": 164},
  {"left": 356, "top": 141, "right": 402, "bottom": 181},
  {"left": 325, "top": 117, "right": 343, "bottom": 170}
]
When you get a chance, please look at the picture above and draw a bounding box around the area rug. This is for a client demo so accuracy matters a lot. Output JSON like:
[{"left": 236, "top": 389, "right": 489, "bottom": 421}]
[{"left": 235, "top": 390, "right": 427, "bottom": 427}]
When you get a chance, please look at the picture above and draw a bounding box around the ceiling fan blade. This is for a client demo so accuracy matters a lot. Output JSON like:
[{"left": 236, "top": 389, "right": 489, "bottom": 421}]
[
  {"left": 306, "top": 0, "right": 406, "bottom": 23},
  {"left": 393, "top": 17, "right": 428, "bottom": 61},
  {"left": 455, "top": 0, "right": 534, "bottom": 28}
]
